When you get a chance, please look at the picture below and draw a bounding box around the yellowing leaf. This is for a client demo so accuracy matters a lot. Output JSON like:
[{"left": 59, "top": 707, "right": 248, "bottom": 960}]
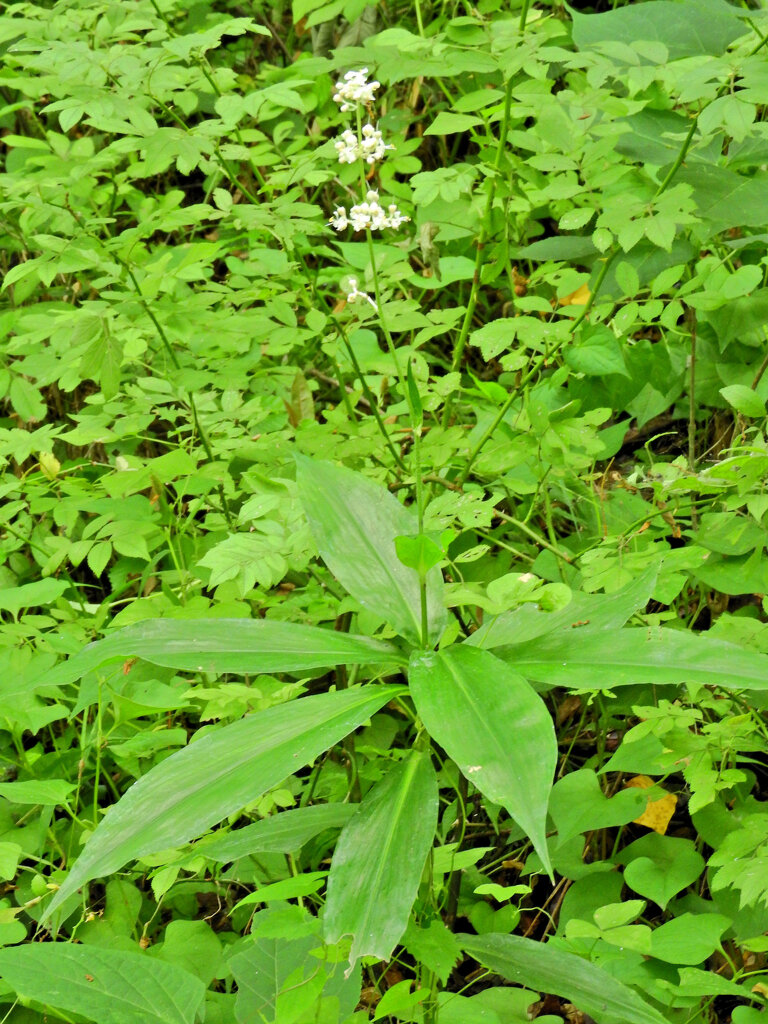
[
  {"left": 38, "top": 452, "right": 61, "bottom": 480},
  {"left": 626, "top": 775, "right": 677, "bottom": 834},
  {"left": 558, "top": 282, "right": 591, "bottom": 307}
]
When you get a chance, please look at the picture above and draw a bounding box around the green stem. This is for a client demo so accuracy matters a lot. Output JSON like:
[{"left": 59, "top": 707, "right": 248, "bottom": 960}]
[
  {"left": 518, "top": 0, "right": 532, "bottom": 32},
  {"left": 365, "top": 228, "right": 404, "bottom": 385},
  {"left": 412, "top": 423, "right": 430, "bottom": 648}
]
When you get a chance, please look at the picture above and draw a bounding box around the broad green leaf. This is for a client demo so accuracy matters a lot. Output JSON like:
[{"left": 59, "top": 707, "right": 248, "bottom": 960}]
[
  {"left": 549, "top": 770, "right": 647, "bottom": 846},
  {"left": 679, "top": 165, "right": 768, "bottom": 236},
  {"left": 570, "top": 0, "right": 746, "bottom": 59},
  {"left": 493, "top": 627, "right": 768, "bottom": 690},
  {"left": 296, "top": 456, "right": 446, "bottom": 646},
  {"left": 619, "top": 834, "right": 705, "bottom": 910},
  {"left": 0, "top": 780, "right": 74, "bottom": 805},
  {"left": 43, "top": 617, "right": 405, "bottom": 687},
  {"left": 234, "top": 872, "right": 327, "bottom": 908},
  {"left": 720, "top": 384, "right": 766, "bottom": 419},
  {"left": 324, "top": 750, "right": 438, "bottom": 965},
  {"left": 0, "top": 578, "right": 68, "bottom": 615},
  {"left": 565, "top": 326, "right": 629, "bottom": 377},
  {"left": 230, "top": 907, "right": 360, "bottom": 1024},
  {"left": 196, "top": 804, "right": 356, "bottom": 862},
  {"left": 467, "top": 564, "right": 658, "bottom": 649},
  {"left": 650, "top": 913, "right": 730, "bottom": 965},
  {"left": 402, "top": 919, "right": 461, "bottom": 985},
  {"left": 43, "top": 686, "right": 403, "bottom": 921},
  {"left": 0, "top": 944, "right": 204, "bottom": 1024},
  {"left": 409, "top": 646, "right": 555, "bottom": 875},
  {"left": 461, "top": 933, "right": 668, "bottom": 1024},
  {"left": 514, "top": 236, "right": 598, "bottom": 262},
  {"left": 424, "top": 112, "right": 483, "bottom": 135},
  {"left": 9, "top": 376, "right": 46, "bottom": 422}
]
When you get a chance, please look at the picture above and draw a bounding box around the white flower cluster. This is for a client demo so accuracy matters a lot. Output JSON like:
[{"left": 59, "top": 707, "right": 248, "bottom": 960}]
[
  {"left": 334, "top": 124, "right": 392, "bottom": 166},
  {"left": 328, "top": 66, "right": 409, "bottom": 315},
  {"left": 333, "top": 67, "right": 380, "bottom": 112},
  {"left": 330, "top": 190, "right": 409, "bottom": 233}
]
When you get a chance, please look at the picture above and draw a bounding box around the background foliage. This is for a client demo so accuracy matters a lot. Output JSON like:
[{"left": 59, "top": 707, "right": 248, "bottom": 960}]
[{"left": 2, "top": 0, "right": 768, "bottom": 1021}]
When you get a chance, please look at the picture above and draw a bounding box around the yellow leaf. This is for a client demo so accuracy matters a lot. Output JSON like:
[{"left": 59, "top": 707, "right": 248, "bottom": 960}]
[
  {"left": 626, "top": 774, "right": 677, "bottom": 835},
  {"left": 557, "top": 282, "right": 591, "bottom": 307},
  {"left": 38, "top": 452, "right": 61, "bottom": 480}
]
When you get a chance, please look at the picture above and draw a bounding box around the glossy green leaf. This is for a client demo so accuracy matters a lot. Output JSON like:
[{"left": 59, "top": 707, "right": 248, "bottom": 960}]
[
  {"left": 0, "top": 944, "right": 205, "bottom": 1024},
  {"left": 409, "top": 646, "right": 556, "bottom": 875},
  {"left": 196, "top": 803, "right": 356, "bottom": 862},
  {"left": 296, "top": 455, "right": 446, "bottom": 646},
  {"left": 43, "top": 685, "right": 402, "bottom": 921},
  {"left": 720, "top": 384, "right": 766, "bottom": 419},
  {"left": 324, "top": 750, "right": 438, "bottom": 965},
  {"left": 468, "top": 566, "right": 658, "bottom": 651},
  {"left": 43, "top": 617, "right": 405, "bottom": 687},
  {"left": 650, "top": 913, "right": 730, "bottom": 965},
  {"left": 619, "top": 834, "right": 705, "bottom": 910},
  {"left": 493, "top": 627, "right": 768, "bottom": 690},
  {"left": 461, "top": 933, "right": 668, "bottom": 1024}
]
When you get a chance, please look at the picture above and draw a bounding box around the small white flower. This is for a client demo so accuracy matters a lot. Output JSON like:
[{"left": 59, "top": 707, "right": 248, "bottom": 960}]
[
  {"left": 333, "top": 124, "right": 393, "bottom": 166},
  {"left": 329, "top": 189, "right": 410, "bottom": 233},
  {"left": 334, "top": 128, "right": 359, "bottom": 164},
  {"left": 386, "top": 202, "right": 409, "bottom": 228},
  {"left": 329, "top": 206, "right": 349, "bottom": 230},
  {"left": 333, "top": 67, "right": 381, "bottom": 112},
  {"left": 344, "top": 276, "right": 378, "bottom": 311}
]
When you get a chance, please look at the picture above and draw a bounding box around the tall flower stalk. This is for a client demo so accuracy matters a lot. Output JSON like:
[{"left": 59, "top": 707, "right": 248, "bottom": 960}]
[{"left": 328, "top": 67, "right": 409, "bottom": 371}]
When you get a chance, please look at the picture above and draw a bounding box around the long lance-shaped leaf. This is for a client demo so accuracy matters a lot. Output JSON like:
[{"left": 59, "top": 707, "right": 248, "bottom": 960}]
[
  {"left": 467, "top": 565, "right": 658, "bottom": 649},
  {"left": 324, "top": 750, "right": 438, "bottom": 967},
  {"left": 0, "top": 944, "right": 205, "bottom": 1024},
  {"left": 296, "top": 455, "right": 446, "bottom": 647},
  {"left": 43, "top": 685, "right": 403, "bottom": 922},
  {"left": 42, "top": 618, "right": 406, "bottom": 687},
  {"left": 410, "top": 646, "right": 555, "bottom": 876},
  {"left": 196, "top": 803, "right": 356, "bottom": 862},
  {"left": 461, "top": 933, "right": 668, "bottom": 1024},
  {"left": 492, "top": 627, "right": 768, "bottom": 690}
]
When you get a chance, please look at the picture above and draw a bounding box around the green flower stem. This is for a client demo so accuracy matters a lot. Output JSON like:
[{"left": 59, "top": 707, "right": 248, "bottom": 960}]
[
  {"left": 293, "top": 247, "right": 406, "bottom": 472},
  {"left": 365, "top": 227, "right": 404, "bottom": 386}
]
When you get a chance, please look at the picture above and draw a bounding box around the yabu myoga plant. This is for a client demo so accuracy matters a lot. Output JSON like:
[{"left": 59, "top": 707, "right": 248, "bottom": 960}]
[
  {"left": 18, "top": 451, "right": 768, "bottom": 1024},
  {"left": 6, "top": 2, "right": 768, "bottom": 1022}
]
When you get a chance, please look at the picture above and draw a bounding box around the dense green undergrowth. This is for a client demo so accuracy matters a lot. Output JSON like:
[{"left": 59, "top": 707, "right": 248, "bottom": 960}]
[{"left": 3, "top": 0, "right": 768, "bottom": 1021}]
